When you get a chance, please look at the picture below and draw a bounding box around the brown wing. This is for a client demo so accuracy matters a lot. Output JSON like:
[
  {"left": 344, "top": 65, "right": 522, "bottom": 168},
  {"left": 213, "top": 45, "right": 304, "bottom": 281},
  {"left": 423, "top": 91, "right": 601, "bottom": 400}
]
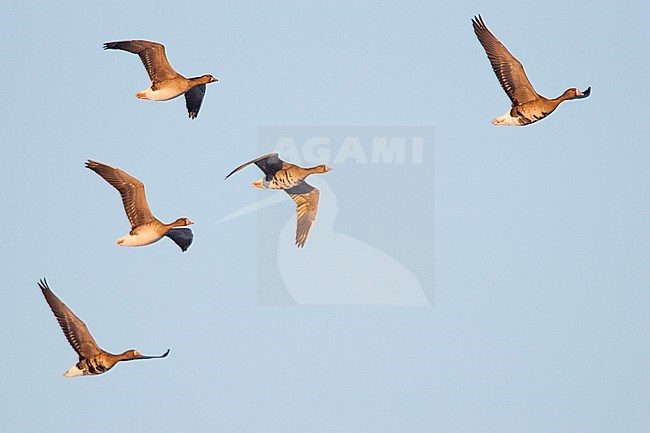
[
  {"left": 85, "top": 160, "right": 156, "bottom": 229},
  {"left": 224, "top": 153, "right": 284, "bottom": 180},
  {"left": 285, "top": 182, "right": 320, "bottom": 248},
  {"left": 38, "top": 279, "right": 102, "bottom": 359},
  {"left": 103, "top": 40, "right": 179, "bottom": 83},
  {"left": 472, "top": 15, "right": 539, "bottom": 105}
]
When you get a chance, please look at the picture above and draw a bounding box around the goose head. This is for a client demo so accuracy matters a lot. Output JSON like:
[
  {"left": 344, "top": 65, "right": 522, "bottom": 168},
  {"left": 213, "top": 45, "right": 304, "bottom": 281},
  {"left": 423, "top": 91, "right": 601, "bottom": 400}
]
[
  {"left": 117, "top": 349, "right": 141, "bottom": 360},
  {"left": 173, "top": 217, "right": 194, "bottom": 226},
  {"left": 122, "top": 348, "right": 171, "bottom": 361},
  {"left": 566, "top": 86, "right": 591, "bottom": 100},
  {"left": 201, "top": 74, "right": 218, "bottom": 84},
  {"left": 314, "top": 164, "right": 333, "bottom": 173}
]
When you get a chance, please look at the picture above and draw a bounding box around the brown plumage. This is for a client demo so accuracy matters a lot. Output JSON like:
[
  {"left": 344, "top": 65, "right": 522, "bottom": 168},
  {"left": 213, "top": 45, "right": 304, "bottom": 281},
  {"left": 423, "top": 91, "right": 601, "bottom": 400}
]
[
  {"left": 38, "top": 279, "right": 169, "bottom": 377},
  {"left": 225, "top": 153, "right": 332, "bottom": 248},
  {"left": 472, "top": 15, "right": 590, "bottom": 126},
  {"left": 85, "top": 160, "right": 194, "bottom": 251},
  {"left": 103, "top": 40, "right": 218, "bottom": 119}
]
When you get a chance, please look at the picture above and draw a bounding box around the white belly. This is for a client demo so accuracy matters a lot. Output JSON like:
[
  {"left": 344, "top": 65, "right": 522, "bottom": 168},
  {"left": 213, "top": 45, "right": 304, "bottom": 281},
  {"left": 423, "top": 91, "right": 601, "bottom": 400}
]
[
  {"left": 63, "top": 364, "right": 84, "bottom": 377},
  {"left": 492, "top": 110, "right": 522, "bottom": 126},
  {"left": 137, "top": 86, "right": 185, "bottom": 101},
  {"left": 116, "top": 230, "right": 163, "bottom": 247}
]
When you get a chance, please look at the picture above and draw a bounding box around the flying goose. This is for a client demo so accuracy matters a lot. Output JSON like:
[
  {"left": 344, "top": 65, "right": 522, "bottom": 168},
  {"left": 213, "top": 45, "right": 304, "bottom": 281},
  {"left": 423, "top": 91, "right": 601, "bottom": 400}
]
[
  {"left": 225, "top": 153, "right": 332, "bottom": 247},
  {"left": 472, "top": 15, "right": 590, "bottom": 126},
  {"left": 103, "top": 39, "right": 218, "bottom": 119},
  {"left": 39, "top": 279, "right": 169, "bottom": 377},
  {"left": 86, "top": 160, "right": 194, "bottom": 252}
]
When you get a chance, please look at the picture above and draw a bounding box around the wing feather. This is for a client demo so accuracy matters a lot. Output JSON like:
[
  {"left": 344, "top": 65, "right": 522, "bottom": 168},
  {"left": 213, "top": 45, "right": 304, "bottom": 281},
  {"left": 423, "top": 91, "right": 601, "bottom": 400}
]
[
  {"left": 224, "top": 153, "right": 284, "bottom": 180},
  {"left": 103, "top": 40, "right": 179, "bottom": 82},
  {"left": 39, "top": 279, "right": 102, "bottom": 359},
  {"left": 184, "top": 84, "right": 206, "bottom": 119},
  {"left": 165, "top": 228, "right": 194, "bottom": 252},
  {"left": 285, "top": 183, "right": 320, "bottom": 248},
  {"left": 472, "top": 15, "right": 539, "bottom": 105},
  {"left": 86, "top": 160, "right": 156, "bottom": 229},
  {"left": 122, "top": 349, "right": 171, "bottom": 361}
]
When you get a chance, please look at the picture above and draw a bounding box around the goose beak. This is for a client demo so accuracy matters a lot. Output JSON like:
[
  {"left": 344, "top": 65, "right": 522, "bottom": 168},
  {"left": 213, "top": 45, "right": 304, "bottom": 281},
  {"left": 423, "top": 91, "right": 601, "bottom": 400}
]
[
  {"left": 252, "top": 180, "right": 264, "bottom": 189},
  {"left": 324, "top": 166, "right": 333, "bottom": 172},
  {"left": 576, "top": 87, "right": 591, "bottom": 98}
]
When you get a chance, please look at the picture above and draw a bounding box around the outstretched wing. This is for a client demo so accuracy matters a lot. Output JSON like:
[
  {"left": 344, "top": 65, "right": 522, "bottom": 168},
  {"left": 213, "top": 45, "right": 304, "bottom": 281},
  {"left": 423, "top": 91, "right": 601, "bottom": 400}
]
[
  {"left": 86, "top": 160, "right": 156, "bottom": 229},
  {"left": 103, "top": 40, "right": 179, "bottom": 83},
  {"left": 472, "top": 15, "right": 539, "bottom": 105},
  {"left": 39, "top": 279, "right": 102, "bottom": 359},
  {"left": 165, "top": 228, "right": 194, "bottom": 252},
  {"left": 184, "top": 84, "right": 207, "bottom": 119},
  {"left": 285, "top": 182, "right": 320, "bottom": 248},
  {"left": 224, "top": 153, "right": 285, "bottom": 181}
]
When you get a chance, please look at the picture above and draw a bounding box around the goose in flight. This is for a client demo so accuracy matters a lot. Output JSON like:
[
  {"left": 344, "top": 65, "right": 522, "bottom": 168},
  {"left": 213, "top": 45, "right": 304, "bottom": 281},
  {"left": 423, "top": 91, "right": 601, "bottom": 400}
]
[
  {"left": 472, "top": 15, "right": 590, "bottom": 126},
  {"left": 225, "top": 153, "right": 332, "bottom": 247},
  {"left": 86, "top": 160, "right": 194, "bottom": 252},
  {"left": 103, "top": 39, "right": 217, "bottom": 119},
  {"left": 39, "top": 279, "right": 169, "bottom": 377}
]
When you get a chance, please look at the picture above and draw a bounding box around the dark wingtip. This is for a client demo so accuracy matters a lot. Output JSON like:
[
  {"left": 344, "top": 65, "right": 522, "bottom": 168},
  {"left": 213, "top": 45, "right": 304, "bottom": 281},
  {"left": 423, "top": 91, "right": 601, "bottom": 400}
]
[
  {"left": 131, "top": 348, "right": 171, "bottom": 361},
  {"left": 575, "top": 86, "right": 591, "bottom": 99},
  {"left": 84, "top": 159, "right": 101, "bottom": 172},
  {"left": 224, "top": 168, "right": 238, "bottom": 181},
  {"left": 166, "top": 227, "right": 193, "bottom": 252},
  {"left": 38, "top": 278, "right": 49, "bottom": 291}
]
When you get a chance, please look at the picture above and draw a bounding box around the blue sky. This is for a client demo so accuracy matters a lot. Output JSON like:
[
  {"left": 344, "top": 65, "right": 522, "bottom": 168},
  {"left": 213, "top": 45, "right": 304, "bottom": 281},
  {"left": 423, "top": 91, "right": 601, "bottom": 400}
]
[{"left": 1, "top": 1, "right": 648, "bottom": 432}]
